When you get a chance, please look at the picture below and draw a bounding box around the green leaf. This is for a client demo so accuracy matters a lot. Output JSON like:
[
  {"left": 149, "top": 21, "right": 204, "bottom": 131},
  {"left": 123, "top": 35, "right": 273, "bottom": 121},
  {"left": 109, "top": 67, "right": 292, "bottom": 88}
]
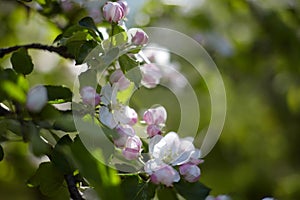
[
  {"left": 71, "top": 136, "right": 123, "bottom": 200},
  {"left": 53, "top": 113, "right": 76, "bottom": 132},
  {"left": 11, "top": 48, "right": 34, "bottom": 75},
  {"left": 121, "top": 176, "right": 157, "bottom": 200},
  {"left": 78, "top": 69, "right": 97, "bottom": 90},
  {"left": 102, "top": 47, "right": 120, "bottom": 68},
  {"left": 1, "top": 80, "right": 26, "bottom": 103},
  {"left": 119, "top": 54, "right": 139, "bottom": 73},
  {"left": 157, "top": 187, "right": 178, "bottom": 200},
  {"left": 27, "top": 162, "right": 69, "bottom": 198},
  {"left": 174, "top": 181, "right": 211, "bottom": 200},
  {"left": 51, "top": 135, "right": 75, "bottom": 174},
  {"left": 27, "top": 122, "right": 52, "bottom": 156},
  {"left": 79, "top": 17, "right": 103, "bottom": 40},
  {"left": 125, "top": 67, "right": 142, "bottom": 88},
  {"left": 0, "top": 145, "right": 4, "bottom": 161},
  {"left": 45, "top": 85, "right": 73, "bottom": 104},
  {"left": 76, "top": 40, "right": 98, "bottom": 65}
]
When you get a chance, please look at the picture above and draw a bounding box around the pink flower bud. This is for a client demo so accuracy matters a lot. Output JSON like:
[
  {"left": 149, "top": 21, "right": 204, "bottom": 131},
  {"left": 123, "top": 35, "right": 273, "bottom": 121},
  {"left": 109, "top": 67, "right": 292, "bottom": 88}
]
[
  {"left": 150, "top": 165, "right": 180, "bottom": 187},
  {"left": 103, "top": 1, "right": 125, "bottom": 23},
  {"left": 131, "top": 30, "right": 149, "bottom": 46},
  {"left": 26, "top": 85, "right": 48, "bottom": 113},
  {"left": 143, "top": 106, "right": 167, "bottom": 125},
  {"left": 140, "top": 64, "right": 162, "bottom": 88},
  {"left": 179, "top": 164, "right": 201, "bottom": 183},
  {"left": 80, "top": 86, "right": 101, "bottom": 106},
  {"left": 122, "top": 136, "right": 142, "bottom": 160},
  {"left": 146, "top": 124, "right": 161, "bottom": 137},
  {"left": 114, "top": 125, "right": 135, "bottom": 147},
  {"left": 117, "top": 0, "right": 129, "bottom": 16},
  {"left": 109, "top": 69, "right": 130, "bottom": 91}
]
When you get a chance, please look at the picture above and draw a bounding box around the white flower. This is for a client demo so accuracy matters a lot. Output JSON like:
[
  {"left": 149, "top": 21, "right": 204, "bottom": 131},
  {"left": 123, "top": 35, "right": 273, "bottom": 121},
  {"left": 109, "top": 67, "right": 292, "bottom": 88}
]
[
  {"left": 80, "top": 86, "right": 100, "bottom": 106},
  {"left": 122, "top": 135, "right": 142, "bottom": 160},
  {"left": 26, "top": 85, "right": 48, "bottom": 113},
  {"left": 109, "top": 69, "right": 130, "bottom": 91},
  {"left": 103, "top": 1, "right": 125, "bottom": 23},
  {"left": 99, "top": 83, "right": 137, "bottom": 129},
  {"left": 149, "top": 132, "right": 200, "bottom": 166},
  {"left": 143, "top": 106, "right": 167, "bottom": 137},
  {"left": 140, "top": 64, "right": 162, "bottom": 89}
]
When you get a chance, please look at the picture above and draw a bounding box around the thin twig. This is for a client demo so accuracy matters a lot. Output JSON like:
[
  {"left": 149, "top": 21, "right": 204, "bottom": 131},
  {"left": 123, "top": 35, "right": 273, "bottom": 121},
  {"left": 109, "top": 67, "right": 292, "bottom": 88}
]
[
  {"left": 64, "top": 174, "right": 85, "bottom": 200},
  {"left": 0, "top": 43, "right": 74, "bottom": 59}
]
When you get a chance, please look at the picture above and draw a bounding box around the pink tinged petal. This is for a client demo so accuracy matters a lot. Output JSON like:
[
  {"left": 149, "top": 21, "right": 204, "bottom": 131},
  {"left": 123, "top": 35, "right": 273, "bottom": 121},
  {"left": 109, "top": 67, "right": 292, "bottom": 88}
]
[
  {"left": 143, "top": 106, "right": 167, "bottom": 125},
  {"left": 114, "top": 105, "right": 138, "bottom": 125},
  {"left": 131, "top": 30, "right": 149, "bottom": 46},
  {"left": 147, "top": 124, "right": 161, "bottom": 137},
  {"left": 113, "top": 132, "right": 128, "bottom": 148},
  {"left": 103, "top": 2, "right": 125, "bottom": 23},
  {"left": 179, "top": 164, "right": 201, "bottom": 183},
  {"left": 115, "top": 124, "right": 135, "bottom": 137},
  {"left": 99, "top": 106, "right": 118, "bottom": 129},
  {"left": 26, "top": 85, "right": 48, "bottom": 113},
  {"left": 109, "top": 69, "right": 130, "bottom": 91},
  {"left": 80, "top": 86, "right": 100, "bottom": 106},
  {"left": 114, "top": 124, "right": 135, "bottom": 147},
  {"left": 117, "top": 0, "right": 129, "bottom": 16},
  {"left": 122, "top": 136, "right": 142, "bottom": 160},
  {"left": 140, "top": 64, "right": 162, "bottom": 89},
  {"left": 150, "top": 165, "right": 180, "bottom": 187}
]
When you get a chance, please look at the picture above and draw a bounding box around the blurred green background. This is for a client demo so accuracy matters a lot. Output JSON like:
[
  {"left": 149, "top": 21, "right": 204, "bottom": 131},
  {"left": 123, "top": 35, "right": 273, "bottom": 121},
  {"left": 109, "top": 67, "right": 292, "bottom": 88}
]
[{"left": 1, "top": 0, "right": 300, "bottom": 199}]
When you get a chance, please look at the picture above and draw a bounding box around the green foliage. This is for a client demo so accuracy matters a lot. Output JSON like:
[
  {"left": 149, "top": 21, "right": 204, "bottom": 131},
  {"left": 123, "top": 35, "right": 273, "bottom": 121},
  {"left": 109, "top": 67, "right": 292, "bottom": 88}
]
[
  {"left": 174, "top": 181, "right": 211, "bottom": 200},
  {"left": 27, "top": 162, "right": 69, "bottom": 199},
  {"left": 11, "top": 48, "right": 34, "bottom": 75},
  {"left": 121, "top": 176, "right": 157, "bottom": 200},
  {"left": 45, "top": 85, "right": 73, "bottom": 104}
]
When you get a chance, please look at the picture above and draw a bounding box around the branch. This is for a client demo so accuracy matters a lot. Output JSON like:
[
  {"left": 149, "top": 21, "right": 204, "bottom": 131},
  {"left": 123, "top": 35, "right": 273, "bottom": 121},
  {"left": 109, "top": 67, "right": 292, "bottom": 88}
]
[
  {"left": 0, "top": 43, "right": 74, "bottom": 59},
  {"left": 64, "top": 174, "right": 85, "bottom": 200}
]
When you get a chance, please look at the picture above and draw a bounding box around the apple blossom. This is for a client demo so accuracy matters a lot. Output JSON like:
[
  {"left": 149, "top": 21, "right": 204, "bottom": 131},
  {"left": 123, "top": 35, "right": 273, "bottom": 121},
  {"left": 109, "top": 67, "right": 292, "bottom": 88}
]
[
  {"left": 143, "top": 106, "right": 167, "bottom": 137},
  {"left": 117, "top": 0, "right": 129, "bottom": 16},
  {"left": 149, "top": 132, "right": 200, "bottom": 166},
  {"left": 140, "top": 63, "right": 162, "bottom": 89},
  {"left": 26, "top": 85, "right": 48, "bottom": 113},
  {"left": 122, "top": 135, "right": 142, "bottom": 160},
  {"left": 150, "top": 165, "right": 180, "bottom": 187},
  {"left": 103, "top": 1, "right": 125, "bottom": 23},
  {"left": 179, "top": 163, "right": 201, "bottom": 182},
  {"left": 131, "top": 29, "right": 149, "bottom": 46},
  {"left": 146, "top": 124, "right": 161, "bottom": 137},
  {"left": 80, "top": 86, "right": 100, "bottom": 106},
  {"left": 114, "top": 124, "right": 135, "bottom": 147},
  {"left": 99, "top": 84, "right": 137, "bottom": 129},
  {"left": 143, "top": 106, "right": 167, "bottom": 126},
  {"left": 109, "top": 69, "right": 130, "bottom": 91}
]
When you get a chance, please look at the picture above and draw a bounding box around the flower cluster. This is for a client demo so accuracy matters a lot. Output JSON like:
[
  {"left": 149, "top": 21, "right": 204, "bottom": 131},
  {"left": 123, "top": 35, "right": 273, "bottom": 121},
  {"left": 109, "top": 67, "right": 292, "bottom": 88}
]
[{"left": 76, "top": 0, "right": 203, "bottom": 188}]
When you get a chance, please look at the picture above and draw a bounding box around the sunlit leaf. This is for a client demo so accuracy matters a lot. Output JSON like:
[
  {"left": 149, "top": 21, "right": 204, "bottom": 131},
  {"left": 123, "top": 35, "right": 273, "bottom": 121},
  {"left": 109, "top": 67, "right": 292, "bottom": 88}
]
[
  {"left": 118, "top": 54, "right": 139, "bottom": 73},
  {"left": 45, "top": 85, "right": 72, "bottom": 104}
]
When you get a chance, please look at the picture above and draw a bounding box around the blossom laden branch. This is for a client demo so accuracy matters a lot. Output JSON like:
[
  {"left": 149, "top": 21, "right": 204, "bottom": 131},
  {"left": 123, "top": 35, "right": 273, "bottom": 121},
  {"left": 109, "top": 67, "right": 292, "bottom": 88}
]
[{"left": 0, "top": 43, "right": 75, "bottom": 59}]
